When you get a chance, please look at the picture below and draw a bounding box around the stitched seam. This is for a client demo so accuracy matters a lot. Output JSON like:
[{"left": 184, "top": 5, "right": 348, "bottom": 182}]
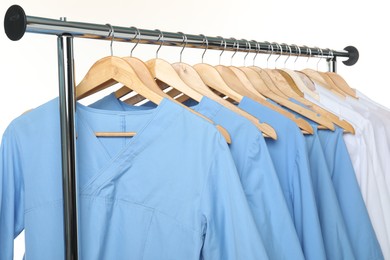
[
  {"left": 24, "top": 199, "right": 63, "bottom": 214},
  {"left": 81, "top": 194, "right": 203, "bottom": 234}
]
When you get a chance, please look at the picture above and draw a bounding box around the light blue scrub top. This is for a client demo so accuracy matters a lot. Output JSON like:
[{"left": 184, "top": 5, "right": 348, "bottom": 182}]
[
  {"left": 0, "top": 97, "right": 268, "bottom": 259},
  {"left": 237, "top": 96, "right": 326, "bottom": 260},
  {"left": 318, "top": 127, "right": 384, "bottom": 260},
  {"left": 91, "top": 94, "right": 304, "bottom": 260}
]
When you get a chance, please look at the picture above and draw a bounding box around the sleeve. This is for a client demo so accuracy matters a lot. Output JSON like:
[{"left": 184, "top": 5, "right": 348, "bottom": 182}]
[
  {"left": 293, "top": 150, "right": 327, "bottom": 260},
  {"left": 0, "top": 125, "right": 25, "bottom": 260},
  {"left": 200, "top": 134, "right": 268, "bottom": 260},
  {"left": 332, "top": 136, "right": 384, "bottom": 260},
  {"left": 240, "top": 134, "right": 304, "bottom": 259}
]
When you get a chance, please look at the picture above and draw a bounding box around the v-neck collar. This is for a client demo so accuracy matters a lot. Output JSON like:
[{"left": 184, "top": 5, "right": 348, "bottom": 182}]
[{"left": 76, "top": 98, "right": 180, "bottom": 193}]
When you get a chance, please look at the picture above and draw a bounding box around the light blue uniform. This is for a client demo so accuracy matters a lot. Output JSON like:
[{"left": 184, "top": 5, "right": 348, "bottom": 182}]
[
  {"left": 318, "top": 127, "right": 384, "bottom": 260},
  {"left": 237, "top": 96, "right": 326, "bottom": 260},
  {"left": 0, "top": 97, "right": 268, "bottom": 259},
  {"left": 92, "top": 94, "right": 304, "bottom": 259}
]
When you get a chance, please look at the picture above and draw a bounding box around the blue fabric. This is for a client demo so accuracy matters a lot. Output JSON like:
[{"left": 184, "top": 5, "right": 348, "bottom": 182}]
[
  {"left": 318, "top": 127, "right": 384, "bottom": 260},
  {"left": 93, "top": 94, "right": 304, "bottom": 259},
  {"left": 237, "top": 96, "right": 326, "bottom": 260},
  {"left": 0, "top": 97, "right": 268, "bottom": 259},
  {"left": 275, "top": 98, "right": 355, "bottom": 259},
  {"left": 288, "top": 98, "right": 384, "bottom": 260}
]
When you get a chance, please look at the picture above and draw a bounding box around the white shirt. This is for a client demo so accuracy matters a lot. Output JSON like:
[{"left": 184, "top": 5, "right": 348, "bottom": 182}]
[{"left": 346, "top": 95, "right": 390, "bottom": 192}]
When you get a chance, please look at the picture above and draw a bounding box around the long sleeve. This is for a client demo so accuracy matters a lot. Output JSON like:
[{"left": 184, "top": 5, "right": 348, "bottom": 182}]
[
  {"left": 0, "top": 125, "right": 25, "bottom": 260},
  {"left": 324, "top": 130, "right": 384, "bottom": 260},
  {"left": 241, "top": 135, "right": 304, "bottom": 259},
  {"left": 293, "top": 149, "right": 327, "bottom": 260},
  {"left": 200, "top": 134, "right": 268, "bottom": 260}
]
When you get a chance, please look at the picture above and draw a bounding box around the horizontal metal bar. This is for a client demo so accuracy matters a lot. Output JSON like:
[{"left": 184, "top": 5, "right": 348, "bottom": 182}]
[{"left": 4, "top": 4, "right": 358, "bottom": 65}]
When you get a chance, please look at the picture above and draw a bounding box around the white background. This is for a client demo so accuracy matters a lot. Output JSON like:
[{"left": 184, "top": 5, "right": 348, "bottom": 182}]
[{"left": 0, "top": 0, "right": 389, "bottom": 258}]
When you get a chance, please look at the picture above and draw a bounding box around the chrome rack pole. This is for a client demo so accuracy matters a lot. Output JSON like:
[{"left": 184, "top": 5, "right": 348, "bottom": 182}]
[
  {"left": 57, "top": 34, "right": 79, "bottom": 260},
  {"left": 4, "top": 5, "right": 79, "bottom": 259},
  {"left": 4, "top": 5, "right": 359, "bottom": 66}
]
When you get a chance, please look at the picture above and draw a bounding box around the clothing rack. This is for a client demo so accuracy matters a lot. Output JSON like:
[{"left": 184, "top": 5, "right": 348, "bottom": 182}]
[{"left": 3, "top": 4, "right": 359, "bottom": 260}]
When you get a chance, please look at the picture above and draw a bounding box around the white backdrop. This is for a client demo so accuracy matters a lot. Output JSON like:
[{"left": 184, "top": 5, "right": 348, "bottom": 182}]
[{"left": 1, "top": 0, "right": 389, "bottom": 258}]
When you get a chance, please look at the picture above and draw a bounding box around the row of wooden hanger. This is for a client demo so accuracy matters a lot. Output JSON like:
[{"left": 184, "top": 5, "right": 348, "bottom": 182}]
[{"left": 76, "top": 26, "right": 357, "bottom": 143}]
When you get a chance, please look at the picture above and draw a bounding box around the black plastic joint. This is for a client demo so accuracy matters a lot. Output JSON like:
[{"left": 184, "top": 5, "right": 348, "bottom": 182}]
[
  {"left": 4, "top": 5, "right": 27, "bottom": 41},
  {"left": 343, "top": 46, "right": 359, "bottom": 66}
]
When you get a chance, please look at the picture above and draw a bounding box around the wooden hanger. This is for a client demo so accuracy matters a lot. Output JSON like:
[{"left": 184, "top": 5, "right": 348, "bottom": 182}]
[
  {"left": 318, "top": 49, "right": 357, "bottom": 99},
  {"left": 325, "top": 72, "right": 358, "bottom": 99},
  {"left": 278, "top": 68, "right": 307, "bottom": 96},
  {"left": 172, "top": 62, "right": 277, "bottom": 139},
  {"left": 294, "top": 71, "right": 320, "bottom": 100},
  {"left": 116, "top": 56, "right": 231, "bottom": 143},
  {"left": 241, "top": 66, "right": 335, "bottom": 130},
  {"left": 76, "top": 56, "right": 165, "bottom": 137},
  {"left": 277, "top": 69, "right": 355, "bottom": 134},
  {"left": 301, "top": 68, "right": 346, "bottom": 99},
  {"left": 193, "top": 63, "right": 244, "bottom": 102},
  {"left": 194, "top": 63, "right": 313, "bottom": 134}
]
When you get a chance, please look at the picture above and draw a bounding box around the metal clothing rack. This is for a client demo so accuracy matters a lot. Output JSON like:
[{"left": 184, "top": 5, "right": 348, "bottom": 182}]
[{"left": 3, "top": 4, "right": 359, "bottom": 260}]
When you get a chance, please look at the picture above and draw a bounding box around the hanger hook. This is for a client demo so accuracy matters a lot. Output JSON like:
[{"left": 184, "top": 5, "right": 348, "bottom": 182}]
[
  {"left": 281, "top": 43, "right": 291, "bottom": 68},
  {"left": 154, "top": 29, "right": 164, "bottom": 58},
  {"left": 302, "top": 45, "right": 312, "bottom": 64},
  {"left": 264, "top": 41, "right": 273, "bottom": 68},
  {"left": 272, "top": 42, "right": 282, "bottom": 68},
  {"left": 291, "top": 44, "right": 301, "bottom": 69},
  {"left": 315, "top": 47, "right": 323, "bottom": 71},
  {"left": 178, "top": 32, "right": 187, "bottom": 62},
  {"left": 199, "top": 34, "right": 209, "bottom": 63},
  {"left": 105, "top": 23, "right": 114, "bottom": 56},
  {"left": 243, "top": 39, "right": 251, "bottom": 66},
  {"left": 251, "top": 40, "right": 260, "bottom": 66},
  {"left": 326, "top": 48, "right": 334, "bottom": 62},
  {"left": 230, "top": 38, "right": 239, "bottom": 66},
  {"left": 217, "top": 36, "right": 227, "bottom": 65},
  {"left": 129, "top": 26, "right": 141, "bottom": 57}
]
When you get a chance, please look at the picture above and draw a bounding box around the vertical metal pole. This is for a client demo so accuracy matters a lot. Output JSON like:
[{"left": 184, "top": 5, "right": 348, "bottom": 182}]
[
  {"left": 57, "top": 35, "right": 79, "bottom": 260},
  {"left": 327, "top": 57, "right": 337, "bottom": 72}
]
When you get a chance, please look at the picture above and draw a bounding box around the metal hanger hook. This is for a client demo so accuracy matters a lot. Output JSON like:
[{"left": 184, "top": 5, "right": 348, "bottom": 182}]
[
  {"left": 251, "top": 40, "right": 260, "bottom": 66},
  {"left": 154, "top": 29, "right": 164, "bottom": 58},
  {"left": 264, "top": 41, "right": 273, "bottom": 68},
  {"left": 281, "top": 43, "right": 291, "bottom": 68},
  {"left": 217, "top": 36, "right": 227, "bottom": 65},
  {"left": 291, "top": 44, "right": 301, "bottom": 69},
  {"left": 272, "top": 42, "right": 282, "bottom": 68},
  {"left": 230, "top": 38, "right": 239, "bottom": 66},
  {"left": 129, "top": 26, "right": 141, "bottom": 57},
  {"left": 302, "top": 45, "right": 312, "bottom": 64},
  {"left": 178, "top": 32, "right": 187, "bottom": 62},
  {"left": 200, "top": 34, "right": 208, "bottom": 63},
  {"left": 315, "top": 47, "right": 323, "bottom": 71},
  {"left": 243, "top": 39, "right": 251, "bottom": 67},
  {"left": 105, "top": 23, "right": 115, "bottom": 56},
  {"left": 326, "top": 48, "right": 334, "bottom": 61}
]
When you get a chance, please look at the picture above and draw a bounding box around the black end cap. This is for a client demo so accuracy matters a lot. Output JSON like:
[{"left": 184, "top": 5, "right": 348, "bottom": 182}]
[
  {"left": 4, "top": 5, "right": 27, "bottom": 41},
  {"left": 343, "top": 46, "right": 359, "bottom": 66}
]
